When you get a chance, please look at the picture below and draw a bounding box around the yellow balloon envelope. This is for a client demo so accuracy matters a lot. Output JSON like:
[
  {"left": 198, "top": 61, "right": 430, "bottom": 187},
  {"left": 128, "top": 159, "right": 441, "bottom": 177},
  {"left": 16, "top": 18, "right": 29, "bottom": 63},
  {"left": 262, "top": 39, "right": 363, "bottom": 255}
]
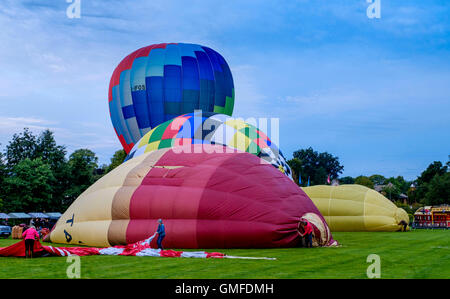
[{"left": 302, "top": 184, "right": 409, "bottom": 232}]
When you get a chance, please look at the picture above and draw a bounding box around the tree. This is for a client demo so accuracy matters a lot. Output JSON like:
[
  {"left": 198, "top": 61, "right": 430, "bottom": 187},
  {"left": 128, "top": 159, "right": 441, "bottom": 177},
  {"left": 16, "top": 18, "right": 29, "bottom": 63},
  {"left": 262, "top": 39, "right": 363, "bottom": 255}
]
[
  {"left": 4, "top": 158, "right": 54, "bottom": 212},
  {"left": 385, "top": 176, "right": 410, "bottom": 195},
  {"left": 354, "top": 176, "right": 374, "bottom": 189},
  {"left": 290, "top": 147, "right": 344, "bottom": 186},
  {"left": 287, "top": 158, "right": 302, "bottom": 185},
  {"left": 417, "top": 161, "right": 447, "bottom": 185},
  {"left": 369, "top": 174, "right": 386, "bottom": 186},
  {"left": 423, "top": 173, "right": 450, "bottom": 205},
  {"left": 382, "top": 182, "right": 400, "bottom": 201},
  {"left": 1, "top": 128, "right": 116, "bottom": 212},
  {"left": 407, "top": 186, "right": 418, "bottom": 204},
  {"left": 0, "top": 150, "right": 7, "bottom": 200},
  {"left": 36, "top": 129, "right": 69, "bottom": 210},
  {"left": 4, "top": 129, "right": 70, "bottom": 211},
  {"left": 35, "top": 130, "right": 67, "bottom": 171},
  {"left": 65, "top": 149, "right": 98, "bottom": 208},
  {"left": 416, "top": 161, "right": 448, "bottom": 202},
  {"left": 106, "top": 149, "right": 127, "bottom": 173},
  {"left": 339, "top": 176, "right": 355, "bottom": 184},
  {"left": 5, "top": 128, "right": 39, "bottom": 170}
]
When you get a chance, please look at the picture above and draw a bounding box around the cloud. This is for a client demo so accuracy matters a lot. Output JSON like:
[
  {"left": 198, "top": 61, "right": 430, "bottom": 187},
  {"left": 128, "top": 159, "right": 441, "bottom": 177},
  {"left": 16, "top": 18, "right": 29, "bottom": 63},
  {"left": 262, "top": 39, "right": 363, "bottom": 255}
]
[
  {"left": 0, "top": 116, "right": 57, "bottom": 134},
  {"left": 0, "top": 115, "right": 121, "bottom": 165}
]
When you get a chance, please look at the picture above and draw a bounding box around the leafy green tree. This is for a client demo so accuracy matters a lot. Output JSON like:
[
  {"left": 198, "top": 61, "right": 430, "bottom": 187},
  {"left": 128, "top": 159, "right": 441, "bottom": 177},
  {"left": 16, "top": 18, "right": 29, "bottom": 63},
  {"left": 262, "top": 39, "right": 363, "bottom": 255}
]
[
  {"left": 65, "top": 149, "right": 98, "bottom": 208},
  {"left": 418, "top": 161, "right": 447, "bottom": 185},
  {"left": 5, "top": 128, "right": 39, "bottom": 170},
  {"left": 339, "top": 176, "right": 355, "bottom": 184},
  {"left": 94, "top": 164, "right": 108, "bottom": 181},
  {"left": 4, "top": 158, "right": 54, "bottom": 212},
  {"left": 354, "top": 176, "right": 374, "bottom": 189},
  {"left": 423, "top": 173, "right": 450, "bottom": 205},
  {"left": 36, "top": 129, "right": 69, "bottom": 210},
  {"left": 4, "top": 129, "right": 70, "bottom": 211},
  {"left": 290, "top": 147, "right": 344, "bottom": 186},
  {"left": 389, "top": 176, "right": 410, "bottom": 193},
  {"left": 0, "top": 150, "right": 7, "bottom": 200},
  {"left": 416, "top": 161, "right": 448, "bottom": 201},
  {"left": 106, "top": 149, "right": 127, "bottom": 173},
  {"left": 369, "top": 174, "right": 386, "bottom": 186},
  {"left": 287, "top": 157, "right": 302, "bottom": 185},
  {"left": 382, "top": 182, "right": 400, "bottom": 201}
]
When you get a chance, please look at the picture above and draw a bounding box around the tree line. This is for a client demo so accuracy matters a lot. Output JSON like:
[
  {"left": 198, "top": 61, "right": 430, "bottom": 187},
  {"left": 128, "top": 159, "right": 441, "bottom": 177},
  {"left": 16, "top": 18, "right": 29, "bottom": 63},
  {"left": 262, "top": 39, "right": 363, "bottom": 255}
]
[
  {"left": 287, "top": 147, "right": 449, "bottom": 206},
  {"left": 0, "top": 128, "right": 125, "bottom": 213},
  {"left": 0, "top": 129, "right": 448, "bottom": 213}
]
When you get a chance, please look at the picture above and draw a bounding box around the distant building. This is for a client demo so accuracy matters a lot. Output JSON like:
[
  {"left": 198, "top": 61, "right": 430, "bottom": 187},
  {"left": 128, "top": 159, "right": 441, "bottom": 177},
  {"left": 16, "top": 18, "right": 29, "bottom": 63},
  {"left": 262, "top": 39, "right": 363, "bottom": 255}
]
[
  {"left": 399, "top": 193, "right": 408, "bottom": 204},
  {"left": 374, "top": 185, "right": 384, "bottom": 192},
  {"left": 373, "top": 184, "right": 408, "bottom": 203}
]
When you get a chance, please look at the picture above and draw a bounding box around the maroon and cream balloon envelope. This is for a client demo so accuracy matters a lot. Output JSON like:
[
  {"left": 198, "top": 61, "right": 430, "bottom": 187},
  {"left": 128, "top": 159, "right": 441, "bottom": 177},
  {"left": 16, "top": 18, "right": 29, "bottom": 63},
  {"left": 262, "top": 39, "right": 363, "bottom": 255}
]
[{"left": 46, "top": 145, "right": 337, "bottom": 248}]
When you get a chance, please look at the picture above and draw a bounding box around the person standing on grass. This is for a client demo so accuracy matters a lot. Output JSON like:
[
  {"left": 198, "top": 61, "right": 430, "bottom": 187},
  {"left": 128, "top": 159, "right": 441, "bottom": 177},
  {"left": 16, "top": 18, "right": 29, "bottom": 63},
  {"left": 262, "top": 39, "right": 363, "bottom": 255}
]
[
  {"left": 156, "top": 219, "right": 165, "bottom": 250},
  {"left": 400, "top": 220, "right": 408, "bottom": 232},
  {"left": 299, "top": 219, "right": 313, "bottom": 248},
  {"left": 22, "top": 225, "right": 39, "bottom": 258}
]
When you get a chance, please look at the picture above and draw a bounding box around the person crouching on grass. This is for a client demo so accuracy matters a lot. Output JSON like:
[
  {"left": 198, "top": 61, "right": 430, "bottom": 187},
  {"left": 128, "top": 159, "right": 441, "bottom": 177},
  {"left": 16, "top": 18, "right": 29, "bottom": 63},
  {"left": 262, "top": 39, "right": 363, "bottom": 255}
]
[
  {"left": 156, "top": 219, "right": 165, "bottom": 250},
  {"left": 299, "top": 219, "right": 313, "bottom": 248},
  {"left": 22, "top": 225, "right": 39, "bottom": 258}
]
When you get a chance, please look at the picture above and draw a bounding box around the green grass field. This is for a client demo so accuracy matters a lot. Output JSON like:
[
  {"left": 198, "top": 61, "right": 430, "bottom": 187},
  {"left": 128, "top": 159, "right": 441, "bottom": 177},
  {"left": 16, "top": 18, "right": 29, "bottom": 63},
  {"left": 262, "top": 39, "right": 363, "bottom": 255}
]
[{"left": 0, "top": 230, "right": 448, "bottom": 279}]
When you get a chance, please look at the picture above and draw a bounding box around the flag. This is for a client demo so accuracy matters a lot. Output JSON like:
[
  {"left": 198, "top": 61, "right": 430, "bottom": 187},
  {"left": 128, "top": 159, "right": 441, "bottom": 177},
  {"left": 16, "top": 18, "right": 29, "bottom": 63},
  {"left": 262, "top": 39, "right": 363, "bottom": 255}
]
[
  {"left": 327, "top": 174, "right": 331, "bottom": 184},
  {"left": 307, "top": 176, "right": 310, "bottom": 187},
  {"left": 299, "top": 175, "right": 302, "bottom": 185}
]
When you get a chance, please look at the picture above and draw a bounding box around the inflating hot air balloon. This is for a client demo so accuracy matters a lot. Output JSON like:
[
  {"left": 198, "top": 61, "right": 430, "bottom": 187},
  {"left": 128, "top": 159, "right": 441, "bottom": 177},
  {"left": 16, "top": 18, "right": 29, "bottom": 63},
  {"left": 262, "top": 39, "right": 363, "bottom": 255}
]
[
  {"left": 302, "top": 184, "right": 409, "bottom": 232},
  {"left": 108, "top": 43, "right": 235, "bottom": 153},
  {"left": 125, "top": 111, "right": 293, "bottom": 179},
  {"left": 46, "top": 145, "right": 336, "bottom": 248}
]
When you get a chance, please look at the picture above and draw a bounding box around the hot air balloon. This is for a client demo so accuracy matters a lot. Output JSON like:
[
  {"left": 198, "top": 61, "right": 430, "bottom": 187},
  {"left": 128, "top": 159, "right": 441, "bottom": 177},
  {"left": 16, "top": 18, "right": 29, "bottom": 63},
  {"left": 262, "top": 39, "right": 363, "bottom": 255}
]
[
  {"left": 124, "top": 111, "right": 293, "bottom": 179},
  {"left": 302, "top": 184, "right": 409, "bottom": 232},
  {"left": 108, "top": 43, "right": 235, "bottom": 153},
  {"left": 46, "top": 145, "right": 336, "bottom": 248}
]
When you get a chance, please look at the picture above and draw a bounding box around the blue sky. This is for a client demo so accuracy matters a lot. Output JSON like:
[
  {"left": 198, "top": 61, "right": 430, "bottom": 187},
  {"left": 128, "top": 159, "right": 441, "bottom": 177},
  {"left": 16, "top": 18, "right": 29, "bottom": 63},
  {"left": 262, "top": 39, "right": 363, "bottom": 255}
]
[{"left": 0, "top": 0, "right": 449, "bottom": 180}]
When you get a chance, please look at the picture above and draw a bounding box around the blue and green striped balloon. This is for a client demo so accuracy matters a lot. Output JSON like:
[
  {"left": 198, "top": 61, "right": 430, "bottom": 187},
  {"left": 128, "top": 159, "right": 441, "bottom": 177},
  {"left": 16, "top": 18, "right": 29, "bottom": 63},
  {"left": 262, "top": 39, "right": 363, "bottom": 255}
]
[{"left": 108, "top": 43, "right": 235, "bottom": 153}]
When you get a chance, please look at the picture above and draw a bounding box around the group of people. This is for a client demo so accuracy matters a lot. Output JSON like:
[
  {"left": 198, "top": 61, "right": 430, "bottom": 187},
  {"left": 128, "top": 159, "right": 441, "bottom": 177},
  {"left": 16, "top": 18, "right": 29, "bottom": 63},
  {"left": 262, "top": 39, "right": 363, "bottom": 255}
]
[
  {"left": 29, "top": 218, "right": 52, "bottom": 240},
  {"left": 29, "top": 218, "right": 51, "bottom": 230},
  {"left": 20, "top": 219, "right": 166, "bottom": 259},
  {"left": 154, "top": 218, "right": 315, "bottom": 249},
  {"left": 20, "top": 217, "right": 315, "bottom": 258}
]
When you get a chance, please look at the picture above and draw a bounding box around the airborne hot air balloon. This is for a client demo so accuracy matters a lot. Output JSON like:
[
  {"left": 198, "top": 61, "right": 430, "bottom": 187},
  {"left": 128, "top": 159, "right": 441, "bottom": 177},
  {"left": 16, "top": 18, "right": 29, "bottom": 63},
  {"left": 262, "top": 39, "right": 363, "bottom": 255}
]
[
  {"left": 108, "top": 43, "right": 235, "bottom": 153},
  {"left": 125, "top": 112, "right": 293, "bottom": 179},
  {"left": 302, "top": 184, "right": 409, "bottom": 232},
  {"left": 45, "top": 145, "right": 336, "bottom": 248}
]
